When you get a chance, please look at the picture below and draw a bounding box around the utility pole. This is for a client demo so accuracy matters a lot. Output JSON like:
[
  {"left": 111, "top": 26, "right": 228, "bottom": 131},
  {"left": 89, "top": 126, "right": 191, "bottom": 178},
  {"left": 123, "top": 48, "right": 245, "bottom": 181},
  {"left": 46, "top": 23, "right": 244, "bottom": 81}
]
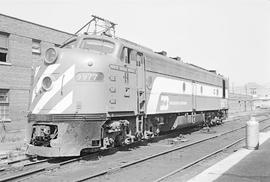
[{"left": 245, "top": 84, "right": 247, "bottom": 112}]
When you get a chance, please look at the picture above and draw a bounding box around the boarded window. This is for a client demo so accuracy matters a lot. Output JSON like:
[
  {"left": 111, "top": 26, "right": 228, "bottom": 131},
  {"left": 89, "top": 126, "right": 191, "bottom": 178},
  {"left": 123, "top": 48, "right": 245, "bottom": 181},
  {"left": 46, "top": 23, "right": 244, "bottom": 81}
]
[
  {"left": 32, "top": 39, "right": 41, "bottom": 54},
  {"left": 0, "top": 89, "right": 9, "bottom": 120},
  {"left": 0, "top": 32, "right": 9, "bottom": 62}
]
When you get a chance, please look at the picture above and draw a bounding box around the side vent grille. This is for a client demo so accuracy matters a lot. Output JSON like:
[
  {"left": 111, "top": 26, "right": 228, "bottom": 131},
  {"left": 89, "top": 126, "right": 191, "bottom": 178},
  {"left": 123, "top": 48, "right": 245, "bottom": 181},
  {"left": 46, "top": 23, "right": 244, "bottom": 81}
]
[
  {"left": 92, "top": 140, "right": 100, "bottom": 146},
  {"left": 28, "top": 113, "right": 107, "bottom": 122}
]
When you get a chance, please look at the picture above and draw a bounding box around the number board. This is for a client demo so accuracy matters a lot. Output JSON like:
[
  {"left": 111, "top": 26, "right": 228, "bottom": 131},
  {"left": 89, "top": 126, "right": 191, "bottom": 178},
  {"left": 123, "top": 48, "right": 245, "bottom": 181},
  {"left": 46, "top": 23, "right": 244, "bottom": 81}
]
[{"left": 75, "top": 72, "right": 104, "bottom": 82}]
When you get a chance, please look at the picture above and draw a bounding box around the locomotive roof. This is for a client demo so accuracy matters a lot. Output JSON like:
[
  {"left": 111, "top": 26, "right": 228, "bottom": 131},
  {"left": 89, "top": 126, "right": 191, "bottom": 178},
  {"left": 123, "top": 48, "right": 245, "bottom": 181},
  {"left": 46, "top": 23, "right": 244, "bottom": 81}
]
[
  {"left": 113, "top": 36, "right": 225, "bottom": 79},
  {"left": 77, "top": 34, "right": 227, "bottom": 80}
]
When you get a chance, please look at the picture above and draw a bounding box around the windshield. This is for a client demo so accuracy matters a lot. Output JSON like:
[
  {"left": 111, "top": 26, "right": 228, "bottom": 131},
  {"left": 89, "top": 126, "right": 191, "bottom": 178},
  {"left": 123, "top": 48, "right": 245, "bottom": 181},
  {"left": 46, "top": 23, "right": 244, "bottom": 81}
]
[
  {"left": 80, "top": 38, "right": 115, "bottom": 54},
  {"left": 60, "top": 39, "right": 78, "bottom": 48}
]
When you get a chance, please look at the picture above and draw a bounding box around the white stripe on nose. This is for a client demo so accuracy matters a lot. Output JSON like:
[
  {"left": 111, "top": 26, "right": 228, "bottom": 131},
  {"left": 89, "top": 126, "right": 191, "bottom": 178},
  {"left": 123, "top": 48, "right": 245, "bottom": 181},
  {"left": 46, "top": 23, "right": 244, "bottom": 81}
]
[
  {"left": 32, "top": 65, "right": 75, "bottom": 114},
  {"left": 31, "top": 64, "right": 60, "bottom": 103},
  {"left": 49, "top": 91, "right": 73, "bottom": 114}
]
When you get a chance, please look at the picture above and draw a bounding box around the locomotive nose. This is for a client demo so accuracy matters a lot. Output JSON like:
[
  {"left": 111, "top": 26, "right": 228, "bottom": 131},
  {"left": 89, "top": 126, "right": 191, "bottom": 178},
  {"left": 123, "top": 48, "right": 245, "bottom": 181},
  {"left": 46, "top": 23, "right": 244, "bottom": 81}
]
[{"left": 31, "top": 45, "right": 110, "bottom": 115}]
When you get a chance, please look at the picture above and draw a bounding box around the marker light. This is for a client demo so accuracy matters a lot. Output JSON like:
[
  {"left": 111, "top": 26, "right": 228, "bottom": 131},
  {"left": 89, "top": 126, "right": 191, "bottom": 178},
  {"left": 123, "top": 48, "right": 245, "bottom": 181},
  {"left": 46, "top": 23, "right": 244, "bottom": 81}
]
[
  {"left": 44, "top": 48, "right": 58, "bottom": 64},
  {"left": 42, "top": 76, "right": 53, "bottom": 91}
]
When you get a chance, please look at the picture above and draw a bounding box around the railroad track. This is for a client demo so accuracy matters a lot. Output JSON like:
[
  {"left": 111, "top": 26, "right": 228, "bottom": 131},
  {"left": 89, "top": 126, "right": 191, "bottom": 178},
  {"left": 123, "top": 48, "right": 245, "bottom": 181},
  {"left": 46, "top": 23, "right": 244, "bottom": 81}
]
[
  {"left": 154, "top": 120, "right": 270, "bottom": 182},
  {"left": 0, "top": 155, "right": 84, "bottom": 181},
  {"left": 153, "top": 138, "right": 245, "bottom": 182},
  {"left": 74, "top": 115, "right": 270, "bottom": 182},
  {"left": 0, "top": 156, "right": 49, "bottom": 172},
  {"left": 0, "top": 113, "right": 269, "bottom": 181}
]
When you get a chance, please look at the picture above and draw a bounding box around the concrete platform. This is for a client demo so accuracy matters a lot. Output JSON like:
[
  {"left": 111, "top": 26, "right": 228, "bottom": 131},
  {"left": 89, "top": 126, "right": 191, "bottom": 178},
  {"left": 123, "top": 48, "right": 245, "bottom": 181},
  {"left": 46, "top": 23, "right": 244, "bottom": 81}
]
[{"left": 188, "top": 130, "right": 270, "bottom": 182}]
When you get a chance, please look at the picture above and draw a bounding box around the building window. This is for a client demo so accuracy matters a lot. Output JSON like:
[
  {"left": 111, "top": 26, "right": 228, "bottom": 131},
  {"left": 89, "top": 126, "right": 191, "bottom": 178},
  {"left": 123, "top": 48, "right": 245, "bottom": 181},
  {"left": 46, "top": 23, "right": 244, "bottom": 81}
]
[
  {"left": 32, "top": 39, "right": 41, "bottom": 54},
  {"left": 0, "top": 32, "right": 9, "bottom": 63},
  {"left": 0, "top": 89, "right": 9, "bottom": 121},
  {"left": 200, "top": 86, "right": 203, "bottom": 94}
]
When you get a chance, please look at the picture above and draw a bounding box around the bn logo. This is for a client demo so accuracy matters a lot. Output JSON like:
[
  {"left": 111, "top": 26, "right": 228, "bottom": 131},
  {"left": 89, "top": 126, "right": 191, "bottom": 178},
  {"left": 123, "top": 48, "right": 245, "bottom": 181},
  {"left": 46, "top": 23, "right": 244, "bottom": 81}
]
[{"left": 160, "top": 95, "right": 169, "bottom": 111}]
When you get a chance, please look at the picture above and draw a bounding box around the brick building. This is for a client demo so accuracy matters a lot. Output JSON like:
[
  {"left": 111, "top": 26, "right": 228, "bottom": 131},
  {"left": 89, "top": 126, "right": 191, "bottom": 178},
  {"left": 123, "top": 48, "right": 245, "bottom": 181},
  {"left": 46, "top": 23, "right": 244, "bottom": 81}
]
[
  {"left": 0, "top": 14, "right": 72, "bottom": 129},
  {"left": 228, "top": 93, "right": 253, "bottom": 114}
]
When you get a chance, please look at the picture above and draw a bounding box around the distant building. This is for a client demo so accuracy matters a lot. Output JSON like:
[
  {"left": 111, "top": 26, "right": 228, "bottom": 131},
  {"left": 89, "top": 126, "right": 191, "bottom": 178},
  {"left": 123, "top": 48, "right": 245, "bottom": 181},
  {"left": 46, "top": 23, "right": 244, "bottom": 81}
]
[
  {"left": 253, "top": 96, "right": 270, "bottom": 109},
  {"left": 0, "top": 14, "right": 72, "bottom": 128},
  {"left": 232, "top": 82, "right": 270, "bottom": 98},
  {"left": 228, "top": 93, "right": 253, "bottom": 113}
]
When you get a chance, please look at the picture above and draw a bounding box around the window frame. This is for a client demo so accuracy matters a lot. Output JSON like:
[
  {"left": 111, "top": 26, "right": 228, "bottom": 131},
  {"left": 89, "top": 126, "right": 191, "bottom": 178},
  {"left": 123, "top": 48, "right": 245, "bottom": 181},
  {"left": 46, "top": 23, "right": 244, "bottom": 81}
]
[
  {"left": 80, "top": 38, "right": 115, "bottom": 54},
  {"left": 0, "top": 32, "right": 9, "bottom": 63},
  {"left": 120, "top": 47, "right": 130, "bottom": 64},
  {"left": 32, "top": 39, "right": 41, "bottom": 55},
  {"left": 120, "top": 47, "right": 143, "bottom": 66},
  {"left": 0, "top": 89, "right": 10, "bottom": 121}
]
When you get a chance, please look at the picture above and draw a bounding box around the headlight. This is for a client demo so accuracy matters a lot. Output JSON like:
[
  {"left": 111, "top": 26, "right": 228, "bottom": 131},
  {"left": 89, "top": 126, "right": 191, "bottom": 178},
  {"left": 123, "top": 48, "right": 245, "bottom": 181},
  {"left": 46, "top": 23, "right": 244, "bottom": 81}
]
[
  {"left": 44, "top": 48, "right": 58, "bottom": 64},
  {"left": 42, "top": 76, "right": 53, "bottom": 91}
]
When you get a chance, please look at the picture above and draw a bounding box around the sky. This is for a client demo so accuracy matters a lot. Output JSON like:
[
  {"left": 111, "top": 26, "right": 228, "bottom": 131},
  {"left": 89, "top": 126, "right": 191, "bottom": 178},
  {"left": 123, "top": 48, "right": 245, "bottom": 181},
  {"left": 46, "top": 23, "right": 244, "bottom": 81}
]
[{"left": 1, "top": 0, "right": 270, "bottom": 86}]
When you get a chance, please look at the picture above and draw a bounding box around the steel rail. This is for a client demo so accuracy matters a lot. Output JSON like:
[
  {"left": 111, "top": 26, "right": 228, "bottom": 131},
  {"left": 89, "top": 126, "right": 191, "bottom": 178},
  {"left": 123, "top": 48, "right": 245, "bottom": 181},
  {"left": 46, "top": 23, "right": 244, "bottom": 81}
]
[
  {"left": 153, "top": 121, "right": 270, "bottom": 182},
  {"left": 0, "top": 156, "right": 81, "bottom": 182},
  {"left": 0, "top": 157, "right": 49, "bottom": 172},
  {"left": 0, "top": 156, "right": 36, "bottom": 171},
  {"left": 75, "top": 116, "right": 270, "bottom": 182},
  {"left": 0, "top": 156, "right": 35, "bottom": 166},
  {"left": 0, "top": 147, "right": 114, "bottom": 181}
]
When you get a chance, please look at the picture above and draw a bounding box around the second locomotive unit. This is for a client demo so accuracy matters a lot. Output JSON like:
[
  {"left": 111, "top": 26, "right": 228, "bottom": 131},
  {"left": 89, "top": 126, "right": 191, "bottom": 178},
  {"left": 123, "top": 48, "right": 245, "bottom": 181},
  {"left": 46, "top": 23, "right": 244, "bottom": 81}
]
[{"left": 25, "top": 16, "right": 228, "bottom": 157}]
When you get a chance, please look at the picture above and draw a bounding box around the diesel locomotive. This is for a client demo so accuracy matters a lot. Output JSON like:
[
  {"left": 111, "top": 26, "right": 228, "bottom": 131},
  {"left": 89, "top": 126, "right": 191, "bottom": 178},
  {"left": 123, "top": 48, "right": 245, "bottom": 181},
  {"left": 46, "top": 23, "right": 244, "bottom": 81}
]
[{"left": 25, "top": 16, "right": 229, "bottom": 157}]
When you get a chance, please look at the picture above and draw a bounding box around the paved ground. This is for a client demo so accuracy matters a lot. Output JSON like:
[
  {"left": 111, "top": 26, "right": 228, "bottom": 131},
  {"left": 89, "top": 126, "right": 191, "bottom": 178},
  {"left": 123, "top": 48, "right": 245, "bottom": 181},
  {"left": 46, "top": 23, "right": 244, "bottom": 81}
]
[
  {"left": 188, "top": 130, "right": 270, "bottom": 182},
  {"left": 0, "top": 128, "right": 25, "bottom": 158}
]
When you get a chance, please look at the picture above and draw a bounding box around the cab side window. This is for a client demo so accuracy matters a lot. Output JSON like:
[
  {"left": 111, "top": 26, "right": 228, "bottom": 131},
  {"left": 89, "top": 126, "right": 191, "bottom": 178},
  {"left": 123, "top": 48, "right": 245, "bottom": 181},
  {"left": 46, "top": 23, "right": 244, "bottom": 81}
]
[
  {"left": 120, "top": 47, "right": 130, "bottom": 64},
  {"left": 130, "top": 50, "right": 138, "bottom": 66},
  {"left": 120, "top": 47, "right": 143, "bottom": 66},
  {"left": 130, "top": 50, "right": 137, "bottom": 62}
]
